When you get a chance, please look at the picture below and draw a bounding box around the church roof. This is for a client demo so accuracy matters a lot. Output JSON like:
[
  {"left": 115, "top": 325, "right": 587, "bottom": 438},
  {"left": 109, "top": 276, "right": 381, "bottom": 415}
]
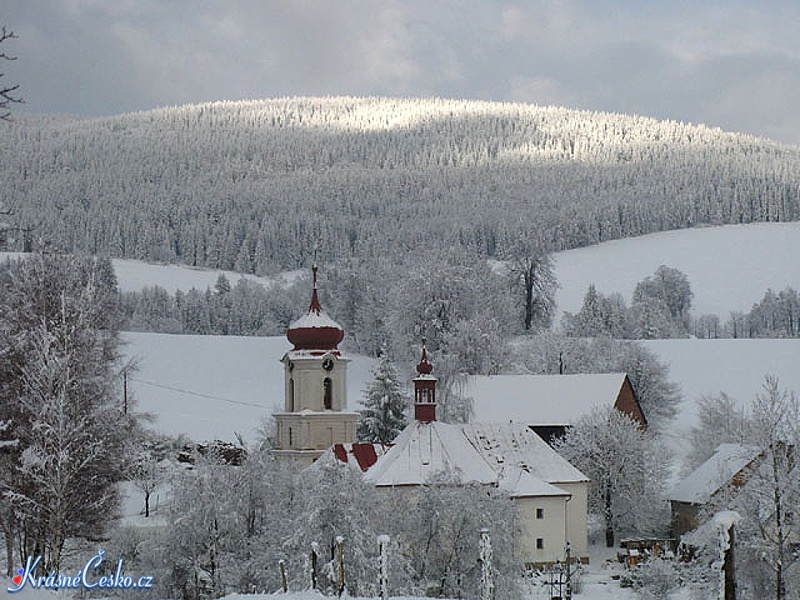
[
  {"left": 468, "top": 372, "right": 630, "bottom": 426},
  {"left": 460, "top": 422, "right": 589, "bottom": 484},
  {"left": 498, "top": 467, "right": 571, "bottom": 498},
  {"left": 286, "top": 265, "right": 344, "bottom": 351},
  {"left": 364, "top": 420, "right": 497, "bottom": 487},
  {"left": 363, "top": 420, "right": 587, "bottom": 497}
]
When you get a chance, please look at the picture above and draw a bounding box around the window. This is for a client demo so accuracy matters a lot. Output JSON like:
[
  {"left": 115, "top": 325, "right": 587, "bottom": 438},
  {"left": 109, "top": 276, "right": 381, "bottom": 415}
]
[
  {"left": 536, "top": 508, "right": 544, "bottom": 519},
  {"left": 289, "top": 379, "right": 295, "bottom": 412},
  {"left": 536, "top": 538, "right": 544, "bottom": 550},
  {"left": 323, "top": 377, "right": 332, "bottom": 410},
  {"left": 289, "top": 427, "right": 293, "bottom": 446}
]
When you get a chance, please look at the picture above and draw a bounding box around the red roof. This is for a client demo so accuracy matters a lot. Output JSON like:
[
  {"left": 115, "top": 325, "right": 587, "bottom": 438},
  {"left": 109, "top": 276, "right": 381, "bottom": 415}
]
[{"left": 331, "top": 443, "right": 391, "bottom": 472}]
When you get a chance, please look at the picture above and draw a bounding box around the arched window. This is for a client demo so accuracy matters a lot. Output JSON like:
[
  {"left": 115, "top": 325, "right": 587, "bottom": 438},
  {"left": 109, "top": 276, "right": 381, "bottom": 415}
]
[
  {"left": 323, "top": 377, "right": 333, "bottom": 410},
  {"left": 322, "top": 377, "right": 333, "bottom": 410}
]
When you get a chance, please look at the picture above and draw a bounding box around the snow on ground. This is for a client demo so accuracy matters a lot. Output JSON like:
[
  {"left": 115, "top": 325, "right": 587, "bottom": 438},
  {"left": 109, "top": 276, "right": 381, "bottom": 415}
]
[
  {"left": 642, "top": 338, "right": 800, "bottom": 466},
  {"left": 0, "top": 252, "right": 305, "bottom": 293},
  {"left": 121, "top": 332, "right": 376, "bottom": 445},
  {"left": 112, "top": 259, "right": 305, "bottom": 293},
  {"left": 554, "top": 221, "right": 800, "bottom": 319}
]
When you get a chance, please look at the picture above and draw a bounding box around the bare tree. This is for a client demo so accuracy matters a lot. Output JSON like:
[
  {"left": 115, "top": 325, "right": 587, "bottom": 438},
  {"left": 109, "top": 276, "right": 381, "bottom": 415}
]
[{"left": 1, "top": 26, "right": 21, "bottom": 121}]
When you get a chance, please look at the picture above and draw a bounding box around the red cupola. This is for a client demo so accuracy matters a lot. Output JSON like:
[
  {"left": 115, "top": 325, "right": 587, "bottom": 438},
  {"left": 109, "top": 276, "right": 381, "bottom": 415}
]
[
  {"left": 286, "top": 264, "right": 344, "bottom": 352},
  {"left": 414, "top": 340, "right": 437, "bottom": 423}
]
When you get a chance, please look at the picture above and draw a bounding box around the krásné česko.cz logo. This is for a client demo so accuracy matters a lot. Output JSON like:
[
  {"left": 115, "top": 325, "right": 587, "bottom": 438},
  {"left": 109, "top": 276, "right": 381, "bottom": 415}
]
[{"left": 7, "top": 550, "right": 153, "bottom": 593}]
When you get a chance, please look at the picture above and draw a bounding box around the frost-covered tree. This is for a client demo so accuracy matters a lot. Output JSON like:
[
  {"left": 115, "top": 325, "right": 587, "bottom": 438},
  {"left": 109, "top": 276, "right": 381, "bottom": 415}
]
[
  {"left": 501, "top": 233, "right": 558, "bottom": 332},
  {"left": 289, "top": 454, "right": 382, "bottom": 597},
  {"left": 684, "top": 392, "right": 753, "bottom": 473},
  {"left": 398, "top": 474, "right": 520, "bottom": 600},
  {"left": 562, "top": 284, "right": 630, "bottom": 339},
  {"left": 357, "top": 352, "right": 409, "bottom": 444},
  {"left": 0, "top": 26, "right": 21, "bottom": 121},
  {"left": 733, "top": 377, "right": 800, "bottom": 600},
  {"left": 553, "top": 407, "right": 670, "bottom": 547},
  {"left": 632, "top": 265, "right": 693, "bottom": 336},
  {"left": 515, "top": 334, "right": 680, "bottom": 430},
  {"left": 631, "top": 556, "right": 679, "bottom": 600},
  {"left": 130, "top": 436, "right": 172, "bottom": 518},
  {"left": 0, "top": 254, "right": 129, "bottom": 572}
]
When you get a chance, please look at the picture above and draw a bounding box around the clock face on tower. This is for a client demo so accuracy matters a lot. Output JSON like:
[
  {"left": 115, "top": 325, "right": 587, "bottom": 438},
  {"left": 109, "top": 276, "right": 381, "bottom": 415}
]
[{"left": 322, "top": 357, "right": 334, "bottom": 372}]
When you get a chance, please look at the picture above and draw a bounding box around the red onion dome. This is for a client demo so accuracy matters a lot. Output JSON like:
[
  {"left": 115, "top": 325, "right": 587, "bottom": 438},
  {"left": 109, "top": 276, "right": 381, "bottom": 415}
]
[{"left": 286, "top": 265, "right": 344, "bottom": 351}]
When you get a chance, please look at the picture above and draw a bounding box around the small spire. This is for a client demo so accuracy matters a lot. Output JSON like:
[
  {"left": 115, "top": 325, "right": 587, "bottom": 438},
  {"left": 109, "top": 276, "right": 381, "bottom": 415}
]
[
  {"left": 309, "top": 263, "right": 322, "bottom": 314},
  {"left": 417, "top": 339, "right": 433, "bottom": 375}
]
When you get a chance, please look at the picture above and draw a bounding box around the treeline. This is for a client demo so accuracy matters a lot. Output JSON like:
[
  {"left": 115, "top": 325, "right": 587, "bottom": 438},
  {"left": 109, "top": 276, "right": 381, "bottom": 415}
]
[
  {"left": 563, "top": 266, "right": 800, "bottom": 340},
  {"left": 119, "top": 275, "right": 308, "bottom": 337},
  {"left": 2, "top": 97, "right": 799, "bottom": 275}
]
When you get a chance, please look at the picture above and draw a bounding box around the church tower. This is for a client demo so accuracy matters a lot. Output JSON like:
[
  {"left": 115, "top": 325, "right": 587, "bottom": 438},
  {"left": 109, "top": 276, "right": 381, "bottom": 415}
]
[{"left": 272, "top": 264, "right": 358, "bottom": 468}]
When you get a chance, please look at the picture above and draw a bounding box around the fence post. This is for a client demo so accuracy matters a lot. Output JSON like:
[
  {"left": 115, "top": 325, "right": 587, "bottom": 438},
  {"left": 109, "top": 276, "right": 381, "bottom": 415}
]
[
  {"left": 310, "top": 542, "right": 319, "bottom": 590},
  {"left": 336, "top": 536, "right": 345, "bottom": 597},
  {"left": 278, "top": 559, "right": 287, "bottom": 593},
  {"left": 378, "top": 535, "right": 390, "bottom": 600},
  {"left": 479, "top": 528, "right": 494, "bottom": 600}
]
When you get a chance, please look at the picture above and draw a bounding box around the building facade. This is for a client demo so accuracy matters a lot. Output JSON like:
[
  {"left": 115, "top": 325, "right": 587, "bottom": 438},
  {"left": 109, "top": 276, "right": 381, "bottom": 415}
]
[{"left": 272, "top": 265, "right": 358, "bottom": 468}]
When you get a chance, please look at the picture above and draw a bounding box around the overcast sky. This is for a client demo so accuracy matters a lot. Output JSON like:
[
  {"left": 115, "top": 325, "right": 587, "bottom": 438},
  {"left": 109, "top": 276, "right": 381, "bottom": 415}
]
[{"left": 4, "top": 1, "right": 800, "bottom": 145}]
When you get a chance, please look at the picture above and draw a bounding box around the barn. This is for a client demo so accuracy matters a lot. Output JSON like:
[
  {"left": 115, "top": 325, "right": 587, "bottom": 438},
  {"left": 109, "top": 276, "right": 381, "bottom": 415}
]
[{"left": 468, "top": 372, "right": 646, "bottom": 444}]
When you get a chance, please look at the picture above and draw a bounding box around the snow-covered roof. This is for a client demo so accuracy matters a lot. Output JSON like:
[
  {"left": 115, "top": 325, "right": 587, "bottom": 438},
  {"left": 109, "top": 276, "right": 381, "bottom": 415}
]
[
  {"left": 461, "top": 422, "right": 589, "bottom": 484},
  {"left": 468, "top": 372, "right": 628, "bottom": 425},
  {"left": 668, "top": 443, "right": 762, "bottom": 504},
  {"left": 288, "top": 309, "right": 343, "bottom": 330},
  {"left": 364, "top": 420, "right": 587, "bottom": 499},
  {"left": 364, "top": 421, "right": 498, "bottom": 487},
  {"left": 498, "top": 467, "right": 571, "bottom": 498}
]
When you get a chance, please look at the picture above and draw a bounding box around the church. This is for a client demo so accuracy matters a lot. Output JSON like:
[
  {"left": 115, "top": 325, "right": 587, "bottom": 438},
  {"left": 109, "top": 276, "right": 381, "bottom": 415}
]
[
  {"left": 271, "top": 264, "right": 359, "bottom": 468},
  {"left": 272, "top": 266, "right": 591, "bottom": 566}
]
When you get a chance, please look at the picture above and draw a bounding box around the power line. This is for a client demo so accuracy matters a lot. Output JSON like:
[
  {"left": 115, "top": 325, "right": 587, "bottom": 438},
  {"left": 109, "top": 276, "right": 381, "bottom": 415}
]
[{"left": 130, "top": 376, "right": 264, "bottom": 409}]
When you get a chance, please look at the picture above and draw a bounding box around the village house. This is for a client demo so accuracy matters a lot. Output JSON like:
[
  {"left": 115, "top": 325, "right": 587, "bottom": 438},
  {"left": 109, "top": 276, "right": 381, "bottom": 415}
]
[
  {"left": 468, "top": 372, "right": 646, "bottom": 444},
  {"left": 668, "top": 443, "right": 763, "bottom": 539}
]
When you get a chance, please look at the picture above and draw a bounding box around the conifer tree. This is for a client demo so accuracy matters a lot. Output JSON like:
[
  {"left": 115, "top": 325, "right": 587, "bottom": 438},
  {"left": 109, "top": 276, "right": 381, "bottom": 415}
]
[{"left": 357, "top": 352, "right": 408, "bottom": 444}]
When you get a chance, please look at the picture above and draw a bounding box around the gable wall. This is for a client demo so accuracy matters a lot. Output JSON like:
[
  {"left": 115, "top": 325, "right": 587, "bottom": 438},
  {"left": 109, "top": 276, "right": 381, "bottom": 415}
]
[{"left": 614, "top": 376, "right": 647, "bottom": 428}]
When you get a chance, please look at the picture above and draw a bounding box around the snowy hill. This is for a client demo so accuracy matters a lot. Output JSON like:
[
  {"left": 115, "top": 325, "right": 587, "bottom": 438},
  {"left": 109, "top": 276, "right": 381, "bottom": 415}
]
[
  {"left": 2, "top": 97, "right": 799, "bottom": 275},
  {"left": 554, "top": 221, "right": 800, "bottom": 319}
]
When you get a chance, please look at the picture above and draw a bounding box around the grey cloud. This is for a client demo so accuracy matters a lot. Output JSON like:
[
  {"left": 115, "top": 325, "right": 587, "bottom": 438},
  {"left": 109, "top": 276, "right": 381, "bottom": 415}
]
[{"left": 4, "top": 0, "right": 800, "bottom": 144}]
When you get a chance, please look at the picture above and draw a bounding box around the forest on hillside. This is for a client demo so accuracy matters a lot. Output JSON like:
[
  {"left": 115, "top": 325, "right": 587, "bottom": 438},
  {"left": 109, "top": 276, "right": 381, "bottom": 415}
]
[{"left": 1, "top": 97, "right": 799, "bottom": 274}]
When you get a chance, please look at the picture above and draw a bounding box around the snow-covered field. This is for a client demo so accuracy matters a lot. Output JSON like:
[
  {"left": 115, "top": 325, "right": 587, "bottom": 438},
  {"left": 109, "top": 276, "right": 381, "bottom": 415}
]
[
  {"left": 121, "top": 332, "right": 376, "bottom": 444},
  {"left": 642, "top": 338, "right": 800, "bottom": 461},
  {"left": 112, "top": 259, "right": 305, "bottom": 293},
  {"left": 554, "top": 221, "right": 800, "bottom": 318},
  {"left": 116, "top": 222, "right": 800, "bottom": 457},
  {"left": 5, "top": 221, "right": 798, "bottom": 319},
  {"left": 0, "top": 252, "right": 303, "bottom": 293}
]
